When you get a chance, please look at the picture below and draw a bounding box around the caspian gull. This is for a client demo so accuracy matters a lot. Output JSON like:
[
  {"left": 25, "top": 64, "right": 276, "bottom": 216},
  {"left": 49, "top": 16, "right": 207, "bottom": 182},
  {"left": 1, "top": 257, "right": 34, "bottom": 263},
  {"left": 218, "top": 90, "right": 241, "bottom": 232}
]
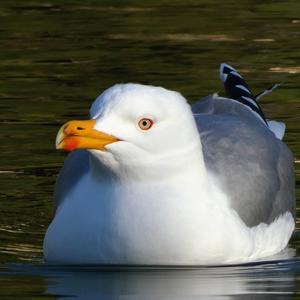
[{"left": 43, "top": 64, "right": 295, "bottom": 265}]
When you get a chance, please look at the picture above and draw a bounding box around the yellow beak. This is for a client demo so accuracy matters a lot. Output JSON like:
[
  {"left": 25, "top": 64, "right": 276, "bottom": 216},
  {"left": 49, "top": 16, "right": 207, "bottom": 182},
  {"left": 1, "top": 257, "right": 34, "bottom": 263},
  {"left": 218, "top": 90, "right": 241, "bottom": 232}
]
[{"left": 56, "top": 120, "right": 119, "bottom": 151}]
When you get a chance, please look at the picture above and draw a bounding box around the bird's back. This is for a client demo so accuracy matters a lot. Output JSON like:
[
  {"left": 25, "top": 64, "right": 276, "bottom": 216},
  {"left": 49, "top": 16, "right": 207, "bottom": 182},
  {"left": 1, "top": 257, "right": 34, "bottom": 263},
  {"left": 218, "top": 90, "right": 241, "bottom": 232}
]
[{"left": 193, "top": 94, "right": 295, "bottom": 227}]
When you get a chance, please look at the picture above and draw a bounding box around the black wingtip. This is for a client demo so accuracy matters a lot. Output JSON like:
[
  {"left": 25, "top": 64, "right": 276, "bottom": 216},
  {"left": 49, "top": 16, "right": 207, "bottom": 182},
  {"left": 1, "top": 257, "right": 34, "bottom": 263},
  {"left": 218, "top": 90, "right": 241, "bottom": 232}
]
[
  {"left": 220, "top": 63, "right": 253, "bottom": 99},
  {"left": 219, "top": 63, "right": 237, "bottom": 82},
  {"left": 219, "top": 63, "right": 268, "bottom": 125}
]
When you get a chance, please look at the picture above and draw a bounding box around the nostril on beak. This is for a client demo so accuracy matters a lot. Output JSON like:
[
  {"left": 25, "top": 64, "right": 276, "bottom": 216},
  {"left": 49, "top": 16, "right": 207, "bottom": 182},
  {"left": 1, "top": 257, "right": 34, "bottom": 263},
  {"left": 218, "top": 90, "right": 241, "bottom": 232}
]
[{"left": 77, "top": 127, "right": 84, "bottom": 130}]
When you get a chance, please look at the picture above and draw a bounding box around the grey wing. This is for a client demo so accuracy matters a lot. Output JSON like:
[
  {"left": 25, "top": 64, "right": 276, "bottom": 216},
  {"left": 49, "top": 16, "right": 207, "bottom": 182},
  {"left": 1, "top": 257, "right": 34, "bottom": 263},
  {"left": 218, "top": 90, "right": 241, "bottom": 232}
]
[
  {"left": 193, "top": 95, "right": 295, "bottom": 227},
  {"left": 54, "top": 150, "right": 90, "bottom": 212}
]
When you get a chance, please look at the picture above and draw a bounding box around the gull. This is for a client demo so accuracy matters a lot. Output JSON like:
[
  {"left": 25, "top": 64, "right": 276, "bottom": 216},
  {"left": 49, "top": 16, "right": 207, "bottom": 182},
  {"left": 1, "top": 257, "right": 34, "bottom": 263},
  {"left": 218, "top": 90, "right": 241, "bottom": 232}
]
[{"left": 43, "top": 64, "right": 295, "bottom": 265}]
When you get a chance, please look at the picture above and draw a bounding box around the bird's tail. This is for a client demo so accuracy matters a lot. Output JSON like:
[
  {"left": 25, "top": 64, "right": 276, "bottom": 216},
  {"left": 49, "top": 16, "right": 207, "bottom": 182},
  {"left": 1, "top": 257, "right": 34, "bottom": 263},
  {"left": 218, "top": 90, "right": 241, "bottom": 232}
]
[{"left": 219, "top": 63, "right": 268, "bottom": 125}]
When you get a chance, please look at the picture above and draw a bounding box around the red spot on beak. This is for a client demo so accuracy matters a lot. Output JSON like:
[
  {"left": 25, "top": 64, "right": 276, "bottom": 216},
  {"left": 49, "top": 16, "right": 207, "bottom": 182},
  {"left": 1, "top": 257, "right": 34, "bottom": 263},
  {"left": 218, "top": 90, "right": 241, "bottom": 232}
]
[{"left": 63, "top": 138, "right": 79, "bottom": 151}]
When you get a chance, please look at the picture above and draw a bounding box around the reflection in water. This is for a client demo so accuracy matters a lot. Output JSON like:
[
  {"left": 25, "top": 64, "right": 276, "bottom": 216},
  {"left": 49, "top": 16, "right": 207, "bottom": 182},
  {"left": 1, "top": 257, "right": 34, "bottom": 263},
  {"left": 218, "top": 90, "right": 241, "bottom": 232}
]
[
  {"left": 0, "top": 0, "right": 299, "bottom": 266},
  {"left": 45, "top": 267, "right": 294, "bottom": 299},
  {"left": 2, "top": 257, "right": 297, "bottom": 299}
]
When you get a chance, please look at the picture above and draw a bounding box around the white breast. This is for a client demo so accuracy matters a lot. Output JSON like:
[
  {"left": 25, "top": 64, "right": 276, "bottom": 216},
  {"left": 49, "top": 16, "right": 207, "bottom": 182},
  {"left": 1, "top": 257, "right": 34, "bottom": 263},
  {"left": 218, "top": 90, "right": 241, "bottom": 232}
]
[{"left": 44, "top": 166, "right": 294, "bottom": 265}]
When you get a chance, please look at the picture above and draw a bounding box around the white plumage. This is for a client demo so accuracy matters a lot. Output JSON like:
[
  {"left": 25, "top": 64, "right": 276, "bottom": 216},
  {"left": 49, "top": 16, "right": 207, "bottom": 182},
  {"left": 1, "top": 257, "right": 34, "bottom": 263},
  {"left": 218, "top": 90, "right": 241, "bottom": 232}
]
[{"left": 44, "top": 67, "right": 295, "bottom": 265}]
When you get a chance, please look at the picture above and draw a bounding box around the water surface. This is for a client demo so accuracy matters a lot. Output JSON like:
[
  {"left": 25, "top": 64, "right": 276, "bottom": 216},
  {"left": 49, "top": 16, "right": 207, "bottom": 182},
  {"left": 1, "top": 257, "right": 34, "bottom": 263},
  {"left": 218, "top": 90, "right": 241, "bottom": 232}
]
[{"left": 0, "top": 0, "right": 299, "bottom": 298}]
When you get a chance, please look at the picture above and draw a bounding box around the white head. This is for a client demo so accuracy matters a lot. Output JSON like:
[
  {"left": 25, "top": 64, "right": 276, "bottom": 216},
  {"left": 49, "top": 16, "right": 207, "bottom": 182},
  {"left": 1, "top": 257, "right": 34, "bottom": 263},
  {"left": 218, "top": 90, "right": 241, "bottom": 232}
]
[{"left": 56, "top": 84, "right": 202, "bottom": 180}]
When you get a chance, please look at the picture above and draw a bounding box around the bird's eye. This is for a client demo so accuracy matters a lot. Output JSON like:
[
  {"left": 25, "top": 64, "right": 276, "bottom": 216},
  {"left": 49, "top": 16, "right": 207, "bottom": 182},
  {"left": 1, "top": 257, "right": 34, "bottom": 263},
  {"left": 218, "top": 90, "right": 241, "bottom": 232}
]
[{"left": 138, "top": 118, "right": 154, "bottom": 130}]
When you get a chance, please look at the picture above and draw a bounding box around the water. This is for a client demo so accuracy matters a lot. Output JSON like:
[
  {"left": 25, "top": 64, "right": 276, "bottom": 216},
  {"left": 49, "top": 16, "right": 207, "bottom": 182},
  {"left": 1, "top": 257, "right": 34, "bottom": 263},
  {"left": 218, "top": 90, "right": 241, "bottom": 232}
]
[
  {"left": 1, "top": 260, "right": 300, "bottom": 299},
  {"left": 0, "top": 0, "right": 299, "bottom": 298}
]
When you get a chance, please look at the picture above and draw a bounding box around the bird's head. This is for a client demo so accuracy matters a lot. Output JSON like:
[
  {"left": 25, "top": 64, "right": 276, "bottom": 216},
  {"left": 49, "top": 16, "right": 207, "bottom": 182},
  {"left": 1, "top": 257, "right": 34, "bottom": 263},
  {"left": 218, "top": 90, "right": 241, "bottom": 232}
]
[{"left": 56, "top": 84, "right": 200, "bottom": 176}]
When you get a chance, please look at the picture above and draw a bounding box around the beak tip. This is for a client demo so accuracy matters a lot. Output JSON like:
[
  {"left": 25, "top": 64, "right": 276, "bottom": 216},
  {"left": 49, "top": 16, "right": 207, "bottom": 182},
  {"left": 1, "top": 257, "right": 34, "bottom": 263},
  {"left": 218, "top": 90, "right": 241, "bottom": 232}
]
[
  {"left": 55, "top": 119, "right": 118, "bottom": 152},
  {"left": 55, "top": 137, "right": 62, "bottom": 150},
  {"left": 55, "top": 125, "right": 66, "bottom": 150}
]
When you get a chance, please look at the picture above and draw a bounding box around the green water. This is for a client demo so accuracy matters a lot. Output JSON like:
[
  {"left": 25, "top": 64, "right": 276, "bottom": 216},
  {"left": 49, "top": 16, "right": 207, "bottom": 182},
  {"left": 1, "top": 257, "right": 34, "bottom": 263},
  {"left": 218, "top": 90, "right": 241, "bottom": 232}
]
[{"left": 0, "top": 0, "right": 300, "bottom": 298}]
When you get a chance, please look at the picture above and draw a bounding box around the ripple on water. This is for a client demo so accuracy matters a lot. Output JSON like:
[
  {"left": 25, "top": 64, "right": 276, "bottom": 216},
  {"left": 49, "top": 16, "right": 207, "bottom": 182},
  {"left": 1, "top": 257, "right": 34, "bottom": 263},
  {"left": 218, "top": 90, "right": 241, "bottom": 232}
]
[{"left": 0, "top": 258, "right": 299, "bottom": 299}]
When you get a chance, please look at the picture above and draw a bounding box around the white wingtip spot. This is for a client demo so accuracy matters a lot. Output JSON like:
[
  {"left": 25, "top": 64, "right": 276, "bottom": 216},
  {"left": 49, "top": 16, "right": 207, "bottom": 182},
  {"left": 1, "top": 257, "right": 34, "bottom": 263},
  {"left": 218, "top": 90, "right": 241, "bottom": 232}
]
[
  {"left": 219, "top": 63, "right": 237, "bottom": 82},
  {"left": 241, "top": 96, "right": 259, "bottom": 108},
  {"left": 220, "top": 72, "right": 228, "bottom": 82},
  {"left": 229, "top": 71, "right": 243, "bottom": 79},
  {"left": 235, "top": 84, "right": 251, "bottom": 94}
]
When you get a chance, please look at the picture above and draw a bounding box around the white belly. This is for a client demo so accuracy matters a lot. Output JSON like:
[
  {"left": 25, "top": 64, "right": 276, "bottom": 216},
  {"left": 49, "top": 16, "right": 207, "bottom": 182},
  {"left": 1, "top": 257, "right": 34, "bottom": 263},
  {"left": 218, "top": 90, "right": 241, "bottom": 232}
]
[{"left": 43, "top": 173, "right": 294, "bottom": 265}]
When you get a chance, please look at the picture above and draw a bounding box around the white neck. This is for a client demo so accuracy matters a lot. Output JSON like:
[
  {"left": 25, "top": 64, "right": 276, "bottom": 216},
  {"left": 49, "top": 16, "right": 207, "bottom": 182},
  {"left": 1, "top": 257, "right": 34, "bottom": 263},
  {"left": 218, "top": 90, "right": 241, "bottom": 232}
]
[{"left": 89, "top": 139, "right": 207, "bottom": 188}]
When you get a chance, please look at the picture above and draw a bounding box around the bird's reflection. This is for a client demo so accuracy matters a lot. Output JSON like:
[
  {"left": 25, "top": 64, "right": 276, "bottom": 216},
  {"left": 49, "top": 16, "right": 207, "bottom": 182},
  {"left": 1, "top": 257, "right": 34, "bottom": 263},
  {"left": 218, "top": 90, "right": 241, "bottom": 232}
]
[
  {"left": 5, "top": 250, "right": 298, "bottom": 300},
  {"left": 42, "top": 256, "right": 298, "bottom": 299}
]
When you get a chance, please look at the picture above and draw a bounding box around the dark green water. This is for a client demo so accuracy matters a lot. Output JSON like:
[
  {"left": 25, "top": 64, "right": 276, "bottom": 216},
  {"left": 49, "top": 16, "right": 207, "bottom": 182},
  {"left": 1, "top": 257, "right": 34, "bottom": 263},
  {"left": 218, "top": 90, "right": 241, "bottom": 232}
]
[{"left": 0, "top": 0, "right": 299, "bottom": 298}]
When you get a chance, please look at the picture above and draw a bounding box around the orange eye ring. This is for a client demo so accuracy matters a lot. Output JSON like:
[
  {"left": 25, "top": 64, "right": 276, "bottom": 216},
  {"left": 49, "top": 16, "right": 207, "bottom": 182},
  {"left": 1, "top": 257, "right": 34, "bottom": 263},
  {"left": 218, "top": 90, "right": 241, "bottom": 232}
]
[{"left": 138, "top": 118, "right": 154, "bottom": 130}]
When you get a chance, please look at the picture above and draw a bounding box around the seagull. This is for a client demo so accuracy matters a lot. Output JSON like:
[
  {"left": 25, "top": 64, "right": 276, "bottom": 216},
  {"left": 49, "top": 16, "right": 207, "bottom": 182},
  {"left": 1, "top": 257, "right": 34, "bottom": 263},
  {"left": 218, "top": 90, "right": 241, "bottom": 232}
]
[{"left": 43, "top": 64, "right": 295, "bottom": 265}]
